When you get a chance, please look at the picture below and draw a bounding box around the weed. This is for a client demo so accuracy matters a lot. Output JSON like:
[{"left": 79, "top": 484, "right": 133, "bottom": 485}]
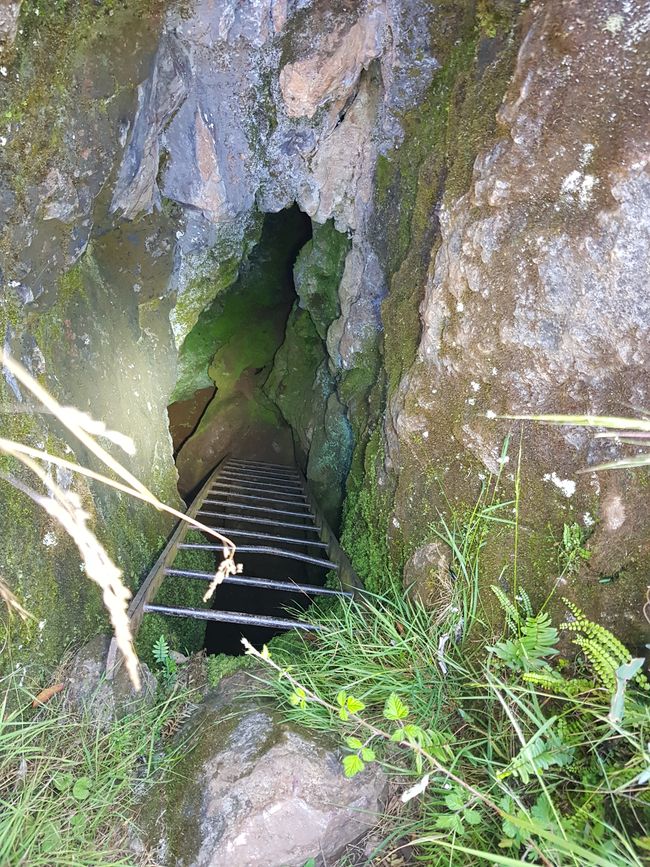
[
  {"left": 152, "top": 634, "right": 177, "bottom": 691},
  {"left": 0, "top": 667, "right": 187, "bottom": 866},
  {"left": 558, "top": 522, "right": 591, "bottom": 576},
  {"left": 252, "top": 504, "right": 650, "bottom": 865}
]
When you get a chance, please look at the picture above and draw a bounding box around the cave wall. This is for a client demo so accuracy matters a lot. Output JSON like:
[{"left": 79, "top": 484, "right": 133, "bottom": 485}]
[
  {"left": 348, "top": 0, "right": 650, "bottom": 645},
  {"left": 0, "top": 2, "right": 183, "bottom": 674},
  {"left": 1, "top": 0, "right": 649, "bottom": 671}
]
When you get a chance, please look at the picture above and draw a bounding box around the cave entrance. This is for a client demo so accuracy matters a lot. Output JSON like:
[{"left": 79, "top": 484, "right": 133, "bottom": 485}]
[
  {"left": 166, "top": 204, "right": 313, "bottom": 479},
  {"left": 163, "top": 205, "right": 328, "bottom": 657}
]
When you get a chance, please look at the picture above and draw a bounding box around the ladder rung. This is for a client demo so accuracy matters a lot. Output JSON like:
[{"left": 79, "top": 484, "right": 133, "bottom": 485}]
[
  {"left": 211, "top": 483, "right": 307, "bottom": 502},
  {"left": 165, "top": 569, "right": 352, "bottom": 597},
  {"left": 222, "top": 466, "right": 301, "bottom": 481},
  {"left": 228, "top": 459, "right": 296, "bottom": 471},
  {"left": 143, "top": 603, "right": 321, "bottom": 631},
  {"left": 196, "top": 511, "right": 320, "bottom": 532},
  {"left": 207, "top": 490, "right": 311, "bottom": 507},
  {"left": 200, "top": 501, "right": 313, "bottom": 519},
  {"left": 216, "top": 476, "right": 305, "bottom": 494},
  {"left": 204, "top": 526, "right": 328, "bottom": 548},
  {"left": 179, "top": 543, "right": 338, "bottom": 569},
  {"left": 218, "top": 472, "right": 303, "bottom": 490}
]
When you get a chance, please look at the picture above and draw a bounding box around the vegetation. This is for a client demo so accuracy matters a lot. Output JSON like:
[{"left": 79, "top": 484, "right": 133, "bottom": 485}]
[
  {"left": 252, "top": 491, "right": 650, "bottom": 865},
  {"left": 0, "top": 668, "right": 188, "bottom": 866}
]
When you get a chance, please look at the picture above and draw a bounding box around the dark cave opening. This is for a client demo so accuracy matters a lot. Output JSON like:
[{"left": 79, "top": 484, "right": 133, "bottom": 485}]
[{"left": 165, "top": 205, "right": 331, "bottom": 657}]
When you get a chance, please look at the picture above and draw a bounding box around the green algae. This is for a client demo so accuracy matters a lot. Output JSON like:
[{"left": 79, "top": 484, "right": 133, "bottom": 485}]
[
  {"left": 340, "top": 3, "right": 523, "bottom": 598},
  {"left": 293, "top": 220, "right": 350, "bottom": 341},
  {"left": 264, "top": 305, "right": 328, "bottom": 459},
  {"left": 376, "top": 6, "right": 521, "bottom": 396},
  {"left": 340, "top": 428, "right": 400, "bottom": 594}
]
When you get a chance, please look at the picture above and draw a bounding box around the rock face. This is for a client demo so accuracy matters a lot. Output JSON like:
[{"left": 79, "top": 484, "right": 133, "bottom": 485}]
[
  {"left": 144, "top": 674, "right": 387, "bottom": 867},
  {"left": 383, "top": 0, "right": 650, "bottom": 639},
  {"left": 2, "top": 0, "right": 649, "bottom": 669},
  {"left": 0, "top": 0, "right": 22, "bottom": 55}
]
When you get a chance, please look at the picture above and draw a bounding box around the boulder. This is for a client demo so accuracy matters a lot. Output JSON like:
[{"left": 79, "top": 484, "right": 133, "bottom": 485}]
[
  {"left": 144, "top": 672, "right": 387, "bottom": 867},
  {"left": 64, "top": 635, "right": 157, "bottom": 726},
  {"left": 403, "top": 541, "right": 452, "bottom": 615}
]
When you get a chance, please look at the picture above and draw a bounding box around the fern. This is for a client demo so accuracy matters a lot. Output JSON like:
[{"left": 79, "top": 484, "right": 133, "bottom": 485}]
[
  {"left": 498, "top": 715, "right": 574, "bottom": 783},
  {"left": 515, "top": 588, "right": 533, "bottom": 618},
  {"left": 152, "top": 634, "right": 170, "bottom": 665},
  {"left": 523, "top": 670, "right": 593, "bottom": 697},
  {"left": 489, "top": 612, "right": 558, "bottom": 672},
  {"left": 491, "top": 584, "right": 520, "bottom": 631},
  {"left": 560, "top": 598, "right": 649, "bottom": 693}
]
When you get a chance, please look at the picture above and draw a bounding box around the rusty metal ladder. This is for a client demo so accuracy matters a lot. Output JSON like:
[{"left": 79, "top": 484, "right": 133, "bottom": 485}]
[{"left": 106, "top": 457, "right": 360, "bottom": 674}]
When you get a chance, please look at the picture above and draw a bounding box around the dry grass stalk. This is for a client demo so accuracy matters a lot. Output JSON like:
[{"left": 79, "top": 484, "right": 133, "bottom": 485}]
[
  {"left": 0, "top": 573, "right": 33, "bottom": 621},
  {"left": 0, "top": 353, "right": 238, "bottom": 688}
]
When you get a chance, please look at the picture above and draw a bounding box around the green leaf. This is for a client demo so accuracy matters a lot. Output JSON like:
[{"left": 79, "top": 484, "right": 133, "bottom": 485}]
[
  {"left": 52, "top": 772, "right": 73, "bottom": 792},
  {"left": 336, "top": 690, "right": 347, "bottom": 707},
  {"left": 302, "top": 860, "right": 317, "bottom": 867},
  {"left": 289, "top": 690, "right": 306, "bottom": 709},
  {"left": 444, "top": 790, "right": 466, "bottom": 812},
  {"left": 391, "top": 728, "right": 405, "bottom": 742},
  {"left": 403, "top": 723, "right": 424, "bottom": 741},
  {"left": 70, "top": 813, "right": 87, "bottom": 834},
  {"left": 41, "top": 821, "right": 61, "bottom": 853},
  {"left": 384, "top": 693, "right": 409, "bottom": 721},
  {"left": 361, "top": 747, "right": 376, "bottom": 762},
  {"left": 152, "top": 634, "right": 170, "bottom": 665},
  {"left": 608, "top": 658, "right": 644, "bottom": 724},
  {"left": 346, "top": 695, "right": 365, "bottom": 714},
  {"left": 72, "top": 776, "right": 92, "bottom": 801},
  {"left": 464, "top": 808, "right": 482, "bottom": 826},
  {"left": 343, "top": 754, "right": 365, "bottom": 777},
  {"left": 338, "top": 707, "right": 349, "bottom": 721},
  {"left": 345, "top": 736, "right": 363, "bottom": 750},
  {"left": 435, "top": 812, "right": 465, "bottom": 833}
]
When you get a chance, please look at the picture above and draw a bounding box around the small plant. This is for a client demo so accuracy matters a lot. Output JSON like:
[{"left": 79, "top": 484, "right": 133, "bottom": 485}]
[
  {"left": 152, "top": 634, "right": 177, "bottom": 690},
  {"left": 488, "top": 586, "right": 559, "bottom": 672},
  {"left": 560, "top": 598, "right": 649, "bottom": 694},
  {"left": 558, "top": 522, "right": 591, "bottom": 576}
]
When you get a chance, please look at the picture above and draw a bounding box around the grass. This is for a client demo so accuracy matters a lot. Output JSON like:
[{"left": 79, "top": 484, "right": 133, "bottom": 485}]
[
  {"left": 255, "top": 495, "right": 650, "bottom": 866},
  {"left": 0, "top": 669, "right": 189, "bottom": 866}
]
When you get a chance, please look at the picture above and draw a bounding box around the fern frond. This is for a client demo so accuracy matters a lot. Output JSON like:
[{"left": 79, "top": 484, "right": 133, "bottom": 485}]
[
  {"left": 516, "top": 588, "right": 533, "bottom": 618},
  {"left": 491, "top": 584, "right": 520, "bottom": 631},
  {"left": 498, "top": 715, "right": 574, "bottom": 783},
  {"left": 523, "top": 671, "right": 593, "bottom": 697},
  {"left": 560, "top": 598, "right": 650, "bottom": 692},
  {"left": 572, "top": 636, "right": 617, "bottom": 692},
  {"left": 489, "top": 612, "right": 558, "bottom": 672}
]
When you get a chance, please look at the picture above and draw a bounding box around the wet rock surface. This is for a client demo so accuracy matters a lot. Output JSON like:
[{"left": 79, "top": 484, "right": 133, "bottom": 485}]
[{"left": 142, "top": 673, "right": 387, "bottom": 867}]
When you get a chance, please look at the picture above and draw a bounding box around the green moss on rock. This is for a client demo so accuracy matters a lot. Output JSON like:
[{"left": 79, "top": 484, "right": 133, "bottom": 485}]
[{"left": 293, "top": 220, "right": 350, "bottom": 341}]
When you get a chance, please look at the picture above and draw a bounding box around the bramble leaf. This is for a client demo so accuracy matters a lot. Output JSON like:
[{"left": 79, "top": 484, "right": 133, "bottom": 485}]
[
  {"left": 343, "top": 754, "right": 365, "bottom": 777},
  {"left": 384, "top": 693, "right": 409, "bottom": 721},
  {"left": 346, "top": 696, "right": 365, "bottom": 714}
]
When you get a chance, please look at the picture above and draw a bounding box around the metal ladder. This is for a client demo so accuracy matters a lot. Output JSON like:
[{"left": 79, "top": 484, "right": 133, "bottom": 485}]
[{"left": 111, "top": 458, "right": 357, "bottom": 663}]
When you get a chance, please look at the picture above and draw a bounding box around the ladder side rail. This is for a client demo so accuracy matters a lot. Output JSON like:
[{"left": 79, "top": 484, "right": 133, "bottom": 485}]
[
  {"left": 295, "top": 466, "right": 364, "bottom": 594},
  {"left": 105, "top": 457, "right": 229, "bottom": 678}
]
